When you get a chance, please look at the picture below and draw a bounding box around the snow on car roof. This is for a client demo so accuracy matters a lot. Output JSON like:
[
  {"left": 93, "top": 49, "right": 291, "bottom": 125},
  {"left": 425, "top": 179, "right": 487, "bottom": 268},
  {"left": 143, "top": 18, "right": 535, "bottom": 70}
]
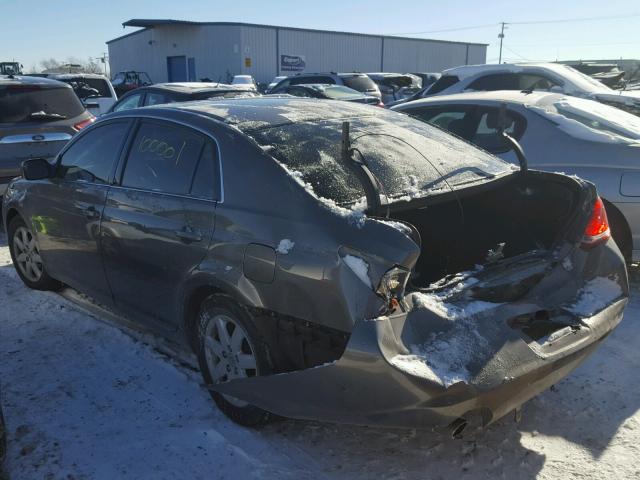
[
  {"left": 395, "top": 90, "right": 640, "bottom": 145},
  {"left": 442, "top": 62, "right": 612, "bottom": 93},
  {"left": 152, "top": 82, "right": 248, "bottom": 93},
  {"left": 165, "top": 96, "right": 388, "bottom": 130}
]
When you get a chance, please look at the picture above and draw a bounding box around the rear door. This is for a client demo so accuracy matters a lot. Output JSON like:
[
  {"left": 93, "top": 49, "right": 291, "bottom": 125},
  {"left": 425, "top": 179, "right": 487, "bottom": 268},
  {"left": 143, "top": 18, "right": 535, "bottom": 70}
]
[
  {"left": 0, "top": 84, "right": 86, "bottom": 183},
  {"left": 29, "top": 120, "right": 132, "bottom": 306},
  {"left": 101, "top": 118, "right": 217, "bottom": 330}
]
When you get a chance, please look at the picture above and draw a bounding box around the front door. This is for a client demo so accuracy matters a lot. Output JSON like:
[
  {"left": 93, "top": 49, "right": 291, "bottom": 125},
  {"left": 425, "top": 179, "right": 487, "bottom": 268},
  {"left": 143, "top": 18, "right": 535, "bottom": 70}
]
[
  {"left": 167, "top": 56, "right": 187, "bottom": 82},
  {"left": 100, "top": 119, "right": 217, "bottom": 330},
  {"left": 30, "top": 120, "right": 131, "bottom": 306}
]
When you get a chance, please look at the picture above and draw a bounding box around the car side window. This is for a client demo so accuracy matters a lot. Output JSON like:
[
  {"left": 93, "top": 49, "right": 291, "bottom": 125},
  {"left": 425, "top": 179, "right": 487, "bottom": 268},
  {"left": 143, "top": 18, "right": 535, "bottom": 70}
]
[
  {"left": 467, "top": 73, "right": 519, "bottom": 91},
  {"left": 272, "top": 79, "right": 290, "bottom": 92},
  {"left": 58, "top": 122, "right": 129, "bottom": 184},
  {"left": 407, "top": 107, "right": 476, "bottom": 138},
  {"left": 287, "top": 87, "right": 311, "bottom": 97},
  {"left": 472, "top": 108, "right": 526, "bottom": 154},
  {"left": 121, "top": 120, "right": 205, "bottom": 195},
  {"left": 190, "top": 141, "right": 219, "bottom": 200},
  {"left": 517, "top": 74, "right": 560, "bottom": 91},
  {"left": 145, "top": 92, "right": 170, "bottom": 106},
  {"left": 113, "top": 93, "right": 142, "bottom": 111}
]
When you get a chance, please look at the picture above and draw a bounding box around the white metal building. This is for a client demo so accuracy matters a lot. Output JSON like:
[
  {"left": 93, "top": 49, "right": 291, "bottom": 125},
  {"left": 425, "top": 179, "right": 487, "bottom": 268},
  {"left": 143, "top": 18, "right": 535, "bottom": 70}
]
[{"left": 107, "top": 19, "right": 488, "bottom": 84}]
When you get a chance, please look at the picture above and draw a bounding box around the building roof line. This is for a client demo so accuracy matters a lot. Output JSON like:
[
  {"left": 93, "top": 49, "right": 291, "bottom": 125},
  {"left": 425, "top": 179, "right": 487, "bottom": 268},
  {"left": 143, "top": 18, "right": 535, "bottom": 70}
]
[{"left": 106, "top": 19, "right": 489, "bottom": 47}]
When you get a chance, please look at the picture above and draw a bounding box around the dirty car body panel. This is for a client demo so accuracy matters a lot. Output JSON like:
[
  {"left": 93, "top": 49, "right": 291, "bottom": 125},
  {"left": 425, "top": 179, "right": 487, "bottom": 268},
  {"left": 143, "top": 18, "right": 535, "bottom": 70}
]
[{"left": 2, "top": 97, "right": 628, "bottom": 430}]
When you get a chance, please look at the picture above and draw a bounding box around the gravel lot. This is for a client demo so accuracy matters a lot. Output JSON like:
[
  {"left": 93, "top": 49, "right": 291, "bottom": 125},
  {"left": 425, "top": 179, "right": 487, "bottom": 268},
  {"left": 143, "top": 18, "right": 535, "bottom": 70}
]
[{"left": 1, "top": 230, "right": 639, "bottom": 480}]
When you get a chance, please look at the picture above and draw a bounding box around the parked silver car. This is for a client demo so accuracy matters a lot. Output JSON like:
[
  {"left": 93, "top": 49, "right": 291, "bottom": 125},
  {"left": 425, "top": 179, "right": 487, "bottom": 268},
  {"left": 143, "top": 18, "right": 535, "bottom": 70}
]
[
  {"left": 415, "top": 63, "right": 640, "bottom": 115},
  {"left": 393, "top": 90, "right": 640, "bottom": 261}
]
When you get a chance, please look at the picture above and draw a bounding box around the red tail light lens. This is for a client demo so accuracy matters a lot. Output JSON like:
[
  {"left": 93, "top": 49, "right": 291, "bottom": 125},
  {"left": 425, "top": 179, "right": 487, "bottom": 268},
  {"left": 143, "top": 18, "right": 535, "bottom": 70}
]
[
  {"left": 376, "top": 100, "right": 385, "bottom": 108},
  {"left": 73, "top": 116, "right": 95, "bottom": 132},
  {"left": 581, "top": 197, "right": 610, "bottom": 249}
]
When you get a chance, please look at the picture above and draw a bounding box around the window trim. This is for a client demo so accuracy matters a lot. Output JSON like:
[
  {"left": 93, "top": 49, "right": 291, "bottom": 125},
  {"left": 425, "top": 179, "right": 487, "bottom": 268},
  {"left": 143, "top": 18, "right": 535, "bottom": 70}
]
[
  {"left": 112, "top": 115, "right": 224, "bottom": 203},
  {"left": 54, "top": 118, "right": 134, "bottom": 186}
]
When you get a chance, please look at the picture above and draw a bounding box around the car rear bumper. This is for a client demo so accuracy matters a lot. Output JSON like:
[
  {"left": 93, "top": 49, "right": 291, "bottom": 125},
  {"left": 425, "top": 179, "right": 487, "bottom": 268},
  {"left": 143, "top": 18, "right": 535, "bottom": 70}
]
[{"left": 213, "top": 294, "right": 627, "bottom": 429}]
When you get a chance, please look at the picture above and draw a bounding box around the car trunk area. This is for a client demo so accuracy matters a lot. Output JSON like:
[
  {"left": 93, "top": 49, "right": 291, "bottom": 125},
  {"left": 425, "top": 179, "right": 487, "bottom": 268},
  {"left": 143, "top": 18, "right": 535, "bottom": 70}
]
[{"left": 389, "top": 172, "right": 586, "bottom": 288}]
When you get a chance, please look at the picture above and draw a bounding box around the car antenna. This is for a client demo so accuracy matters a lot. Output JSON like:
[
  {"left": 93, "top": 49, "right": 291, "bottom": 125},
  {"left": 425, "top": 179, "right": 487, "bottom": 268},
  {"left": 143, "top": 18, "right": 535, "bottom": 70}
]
[
  {"left": 497, "top": 103, "right": 528, "bottom": 173},
  {"left": 341, "top": 121, "right": 386, "bottom": 216}
]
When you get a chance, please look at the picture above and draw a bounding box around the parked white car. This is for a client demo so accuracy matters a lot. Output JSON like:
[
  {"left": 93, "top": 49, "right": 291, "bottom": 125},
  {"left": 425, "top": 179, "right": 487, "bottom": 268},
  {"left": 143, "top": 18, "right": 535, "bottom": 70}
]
[
  {"left": 48, "top": 73, "right": 117, "bottom": 116},
  {"left": 393, "top": 90, "right": 640, "bottom": 261},
  {"left": 417, "top": 63, "right": 640, "bottom": 116},
  {"left": 231, "top": 75, "right": 258, "bottom": 91}
]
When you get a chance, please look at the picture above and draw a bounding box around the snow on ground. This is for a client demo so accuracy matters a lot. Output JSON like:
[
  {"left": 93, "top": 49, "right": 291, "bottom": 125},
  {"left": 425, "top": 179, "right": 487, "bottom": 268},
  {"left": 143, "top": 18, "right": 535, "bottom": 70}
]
[{"left": 1, "top": 229, "right": 640, "bottom": 479}]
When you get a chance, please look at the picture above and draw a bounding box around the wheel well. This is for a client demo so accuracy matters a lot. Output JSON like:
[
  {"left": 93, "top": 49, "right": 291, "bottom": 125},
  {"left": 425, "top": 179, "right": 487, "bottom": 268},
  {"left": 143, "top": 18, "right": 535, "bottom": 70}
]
[
  {"left": 3, "top": 208, "right": 21, "bottom": 230},
  {"left": 602, "top": 198, "right": 632, "bottom": 261},
  {"left": 183, "top": 285, "right": 225, "bottom": 352}
]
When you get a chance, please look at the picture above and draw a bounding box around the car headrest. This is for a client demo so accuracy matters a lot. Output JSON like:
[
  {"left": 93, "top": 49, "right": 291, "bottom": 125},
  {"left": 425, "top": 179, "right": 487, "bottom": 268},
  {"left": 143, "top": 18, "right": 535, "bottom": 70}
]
[{"left": 486, "top": 111, "right": 514, "bottom": 131}]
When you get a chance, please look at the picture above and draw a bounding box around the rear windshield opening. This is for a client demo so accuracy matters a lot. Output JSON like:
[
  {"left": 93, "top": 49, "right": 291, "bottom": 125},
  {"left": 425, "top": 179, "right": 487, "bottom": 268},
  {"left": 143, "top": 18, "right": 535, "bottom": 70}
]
[
  {"left": 341, "top": 75, "right": 378, "bottom": 92},
  {"left": 0, "top": 86, "right": 85, "bottom": 123},
  {"left": 63, "top": 78, "right": 111, "bottom": 98},
  {"left": 252, "top": 113, "right": 513, "bottom": 206},
  {"left": 427, "top": 75, "right": 460, "bottom": 94}
]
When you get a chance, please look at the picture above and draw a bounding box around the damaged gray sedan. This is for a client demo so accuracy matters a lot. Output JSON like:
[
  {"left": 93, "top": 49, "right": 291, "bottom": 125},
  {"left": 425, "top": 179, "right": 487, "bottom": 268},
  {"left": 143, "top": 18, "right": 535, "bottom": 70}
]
[{"left": 2, "top": 97, "right": 628, "bottom": 434}]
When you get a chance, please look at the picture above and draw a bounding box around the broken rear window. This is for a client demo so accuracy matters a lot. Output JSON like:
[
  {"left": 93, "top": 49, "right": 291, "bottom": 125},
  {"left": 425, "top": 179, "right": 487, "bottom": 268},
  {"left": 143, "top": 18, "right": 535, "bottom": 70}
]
[{"left": 252, "top": 112, "right": 515, "bottom": 205}]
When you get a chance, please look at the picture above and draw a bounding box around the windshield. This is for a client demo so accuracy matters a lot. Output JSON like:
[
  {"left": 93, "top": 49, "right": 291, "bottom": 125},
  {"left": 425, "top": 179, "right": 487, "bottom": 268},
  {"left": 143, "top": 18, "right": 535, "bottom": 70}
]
[
  {"left": 252, "top": 112, "right": 514, "bottom": 205},
  {"left": 341, "top": 75, "right": 377, "bottom": 92},
  {"left": 0, "top": 85, "right": 85, "bottom": 123},
  {"left": 233, "top": 77, "right": 253, "bottom": 85},
  {"left": 319, "top": 85, "right": 363, "bottom": 99},
  {"left": 528, "top": 95, "right": 640, "bottom": 143}
]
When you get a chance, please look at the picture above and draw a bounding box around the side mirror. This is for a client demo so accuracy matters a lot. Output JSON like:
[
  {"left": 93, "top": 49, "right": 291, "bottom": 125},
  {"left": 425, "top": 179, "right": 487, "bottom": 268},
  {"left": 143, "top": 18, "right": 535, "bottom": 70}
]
[{"left": 22, "top": 158, "right": 52, "bottom": 181}]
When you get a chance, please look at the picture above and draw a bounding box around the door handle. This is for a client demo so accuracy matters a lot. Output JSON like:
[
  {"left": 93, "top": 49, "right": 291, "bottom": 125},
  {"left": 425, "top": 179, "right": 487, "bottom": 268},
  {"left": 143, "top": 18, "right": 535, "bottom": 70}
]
[
  {"left": 84, "top": 206, "right": 99, "bottom": 219},
  {"left": 174, "top": 227, "right": 202, "bottom": 243}
]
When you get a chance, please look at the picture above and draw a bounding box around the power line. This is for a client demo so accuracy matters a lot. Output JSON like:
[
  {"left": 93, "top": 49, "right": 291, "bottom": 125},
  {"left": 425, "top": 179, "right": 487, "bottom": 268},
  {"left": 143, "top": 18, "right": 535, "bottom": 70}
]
[
  {"left": 386, "top": 12, "right": 640, "bottom": 36},
  {"left": 386, "top": 23, "right": 497, "bottom": 35},
  {"left": 509, "top": 12, "right": 640, "bottom": 25}
]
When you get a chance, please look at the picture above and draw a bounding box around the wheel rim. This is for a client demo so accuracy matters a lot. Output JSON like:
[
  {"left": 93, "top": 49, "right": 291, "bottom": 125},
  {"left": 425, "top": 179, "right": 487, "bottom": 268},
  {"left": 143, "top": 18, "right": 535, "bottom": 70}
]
[
  {"left": 12, "top": 226, "right": 44, "bottom": 283},
  {"left": 204, "top": 313, "right": 258, "bottom": 408}
]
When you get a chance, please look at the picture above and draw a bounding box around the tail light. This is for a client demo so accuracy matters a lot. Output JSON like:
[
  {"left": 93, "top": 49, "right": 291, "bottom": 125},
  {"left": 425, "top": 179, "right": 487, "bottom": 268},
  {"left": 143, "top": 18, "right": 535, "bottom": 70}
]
[
  {"left": 73, "top": 115, "right": 96, "bottom": 132},
  {"left": 581, "top": 197, "right": 610, "bottom": 249},
  {"left": 376, "top": 100, "right": 385, "bottom": 108}
]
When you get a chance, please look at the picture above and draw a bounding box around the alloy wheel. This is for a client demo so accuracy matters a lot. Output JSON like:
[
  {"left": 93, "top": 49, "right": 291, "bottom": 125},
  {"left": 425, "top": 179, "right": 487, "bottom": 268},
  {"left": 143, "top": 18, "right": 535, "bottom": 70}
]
[
  {"left": 12, "top": 226, "right": 44, "bottom": 283},
  {"left": 203, "top": 314, "right": 258, "bottom": 407}
]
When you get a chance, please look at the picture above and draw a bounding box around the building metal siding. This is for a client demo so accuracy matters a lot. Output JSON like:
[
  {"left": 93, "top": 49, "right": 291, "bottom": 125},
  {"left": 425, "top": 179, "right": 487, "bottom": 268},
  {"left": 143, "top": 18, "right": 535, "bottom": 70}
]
[
  {"left": 277, "top": 30, "right": 382, "bottom": 75},
  {"left": 108, "top": 23, "right": 487, "bottom": 84},
  {"left": 240, "top": 26, "right": 277, "bottom": 81}
]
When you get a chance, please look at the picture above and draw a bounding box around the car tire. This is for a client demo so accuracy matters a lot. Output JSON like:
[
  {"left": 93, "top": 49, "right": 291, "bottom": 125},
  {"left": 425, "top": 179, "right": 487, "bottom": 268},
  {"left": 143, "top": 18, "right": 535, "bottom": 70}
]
[
  {"left": 7, "top": 216, "right": 62, "bottom": 291},
  {"left": 196, "top": 294, "right": 273, "bottom": 427}
]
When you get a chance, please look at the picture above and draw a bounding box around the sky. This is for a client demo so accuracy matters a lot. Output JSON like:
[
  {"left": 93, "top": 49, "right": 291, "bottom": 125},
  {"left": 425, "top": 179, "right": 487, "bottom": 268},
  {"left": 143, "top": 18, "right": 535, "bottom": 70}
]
[{"left": 0, "top": 0, "right": 638, "bottom": 72}]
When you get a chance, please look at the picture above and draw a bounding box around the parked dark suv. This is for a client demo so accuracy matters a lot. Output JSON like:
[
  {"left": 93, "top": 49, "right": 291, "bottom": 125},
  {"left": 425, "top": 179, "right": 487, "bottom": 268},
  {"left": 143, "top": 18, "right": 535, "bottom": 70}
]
[
  {"left": 2, "top": 98, "right": 627, "bottom": 433},
  {"left": 0, "top": 76, "right": 94, "bottom": 195},
  {"left": 268, "top": 72, "right": 381, "bottom": 99}
]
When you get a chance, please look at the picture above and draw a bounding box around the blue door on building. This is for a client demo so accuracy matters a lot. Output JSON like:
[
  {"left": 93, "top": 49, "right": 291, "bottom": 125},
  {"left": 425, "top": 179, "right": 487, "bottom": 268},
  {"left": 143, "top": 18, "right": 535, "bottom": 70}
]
[
  {"left": 188, "top": 57, "right": 196, "bottom": 81},
  {"left": 167, "top": 56, "right": 187, "bottom": 82}
]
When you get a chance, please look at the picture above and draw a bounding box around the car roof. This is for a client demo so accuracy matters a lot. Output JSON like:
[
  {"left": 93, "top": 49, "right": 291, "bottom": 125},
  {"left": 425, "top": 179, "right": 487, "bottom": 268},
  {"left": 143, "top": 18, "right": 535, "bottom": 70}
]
[
  {"left": 115, "top": 96, "right": 387, "bottom": 131},
  {"left": 292, "top": 72, "right": 366, "bottom": 77},
  {"left": 149, "top": 82, "right": 250, "bottom": 93},
  {"left": 0, "top": 75, "right": 73, "bottom": 89},
  {"left": 49, "top": 73, "right": 109, "bottom": 80},
  {"left": 366, "top": 72, "right": 417, "bottom": 79},
  {"left": 441, "top": 62, "right": 584, "bottom": 79},
  {"left": 393, "top": 90, "right": 564, "bottom": 109}
]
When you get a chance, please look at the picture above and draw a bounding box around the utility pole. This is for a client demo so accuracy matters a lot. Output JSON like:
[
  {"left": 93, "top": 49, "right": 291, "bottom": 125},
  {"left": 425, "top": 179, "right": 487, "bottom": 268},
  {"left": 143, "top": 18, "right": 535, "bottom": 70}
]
[{"left": 498, "top": 22, "right": 507, "bottom": 64}]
